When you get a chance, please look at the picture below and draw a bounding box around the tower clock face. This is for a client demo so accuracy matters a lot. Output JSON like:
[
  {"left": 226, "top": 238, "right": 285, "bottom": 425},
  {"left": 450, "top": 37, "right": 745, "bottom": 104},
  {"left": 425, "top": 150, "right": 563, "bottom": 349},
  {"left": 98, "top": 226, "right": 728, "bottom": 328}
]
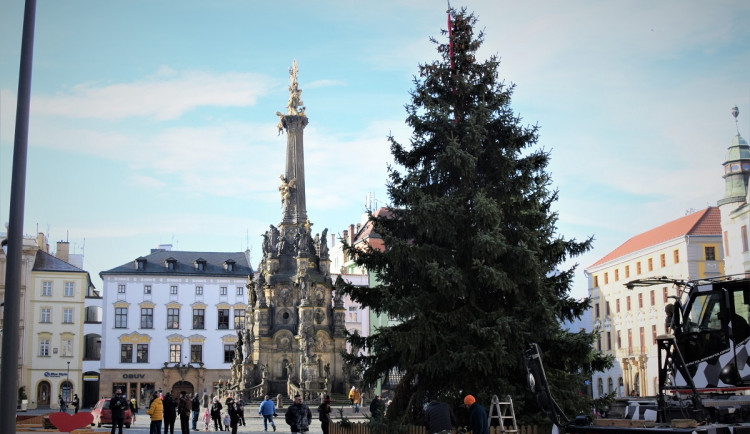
[
  {"left": 732, "top": 163, "right": 741, "bottom": 172},
  {"left": 743, "top": 163, "right": 750, "bottom": 171}
]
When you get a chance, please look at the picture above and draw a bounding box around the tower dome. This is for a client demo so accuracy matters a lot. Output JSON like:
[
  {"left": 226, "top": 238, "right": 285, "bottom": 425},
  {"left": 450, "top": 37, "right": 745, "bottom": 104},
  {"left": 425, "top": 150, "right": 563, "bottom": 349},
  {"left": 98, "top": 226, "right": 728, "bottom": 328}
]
[{"left": 718, "top": 106, "right": 750, "bottom": 206}]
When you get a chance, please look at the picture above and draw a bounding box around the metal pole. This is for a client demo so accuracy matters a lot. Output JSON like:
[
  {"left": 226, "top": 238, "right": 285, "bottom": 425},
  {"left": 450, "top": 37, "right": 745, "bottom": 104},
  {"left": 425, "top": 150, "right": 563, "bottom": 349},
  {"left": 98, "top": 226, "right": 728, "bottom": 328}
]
[{"left": 0, "top": 0, "right": 36, "bottom": 432}]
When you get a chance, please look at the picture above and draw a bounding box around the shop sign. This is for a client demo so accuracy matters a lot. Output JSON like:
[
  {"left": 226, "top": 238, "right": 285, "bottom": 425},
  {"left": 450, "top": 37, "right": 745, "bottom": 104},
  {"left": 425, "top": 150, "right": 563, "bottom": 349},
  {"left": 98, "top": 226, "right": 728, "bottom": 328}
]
[
  {"left": 83, "top": 375, "right": 99, "bottom": 381},
  {"left": 122, "top": 374, "right": 146, "bottom": 379},
  {"left": 43, "top": 372, "right": 67, "bottom": 378}
]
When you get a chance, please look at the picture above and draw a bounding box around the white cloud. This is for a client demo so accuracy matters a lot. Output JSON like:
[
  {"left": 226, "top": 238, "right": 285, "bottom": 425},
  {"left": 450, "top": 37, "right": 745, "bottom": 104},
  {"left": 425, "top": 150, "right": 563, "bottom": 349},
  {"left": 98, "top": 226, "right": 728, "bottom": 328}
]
[{"left": 32, "top": 69, "right": 277, "bottom": 120}]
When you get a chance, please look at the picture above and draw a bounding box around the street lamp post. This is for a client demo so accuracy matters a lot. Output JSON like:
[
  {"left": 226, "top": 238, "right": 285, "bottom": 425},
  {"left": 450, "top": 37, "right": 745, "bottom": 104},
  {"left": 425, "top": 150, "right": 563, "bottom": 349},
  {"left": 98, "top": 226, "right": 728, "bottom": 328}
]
[{"left": 66, "top": 361, "right": 70, "bottom": 404}]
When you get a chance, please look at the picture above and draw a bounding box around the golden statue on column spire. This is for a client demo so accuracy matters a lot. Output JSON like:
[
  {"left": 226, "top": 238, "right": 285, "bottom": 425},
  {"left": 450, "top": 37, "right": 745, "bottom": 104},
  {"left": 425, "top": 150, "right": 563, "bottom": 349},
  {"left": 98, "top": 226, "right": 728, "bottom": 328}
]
[{"left": 276, "top": 60, "right": 306, "bottom": 133}]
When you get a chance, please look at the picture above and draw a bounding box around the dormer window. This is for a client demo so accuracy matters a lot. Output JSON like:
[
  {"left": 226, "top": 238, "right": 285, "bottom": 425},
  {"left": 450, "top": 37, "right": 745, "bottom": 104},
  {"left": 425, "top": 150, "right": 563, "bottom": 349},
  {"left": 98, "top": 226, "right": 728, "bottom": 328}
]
[
  {"left": 195, "top": 258, "right": 207, "bottom": 271},
  {"left": 224, "top": 259, "right": 236, "bottom": 272},
  {"left": 165, "top": 257, "right": 177, "bottom": 271},
  {"left": 135, "top": 257, "right": 147, "bottom": 270}
]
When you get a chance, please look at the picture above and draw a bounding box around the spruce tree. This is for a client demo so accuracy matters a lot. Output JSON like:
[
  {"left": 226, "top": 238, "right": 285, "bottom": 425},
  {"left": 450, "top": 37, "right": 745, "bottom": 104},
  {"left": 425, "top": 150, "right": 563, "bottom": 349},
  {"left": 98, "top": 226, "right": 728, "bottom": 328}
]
[{"left": 342, "top": 8, "right": 611, "bottom": 423}]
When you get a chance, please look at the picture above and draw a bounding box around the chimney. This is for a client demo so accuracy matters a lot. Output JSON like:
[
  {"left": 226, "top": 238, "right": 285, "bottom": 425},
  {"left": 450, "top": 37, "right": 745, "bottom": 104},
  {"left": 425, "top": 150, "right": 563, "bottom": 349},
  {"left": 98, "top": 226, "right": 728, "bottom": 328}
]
[
  {"left": 342, "top": 230, "right": 348, "bottom": 245},
  {"left": 349, "top": 224, "right": 355, "bottom": 244},
  {"left": 56, "top": 241, "right": 70, "bottom": 263}
]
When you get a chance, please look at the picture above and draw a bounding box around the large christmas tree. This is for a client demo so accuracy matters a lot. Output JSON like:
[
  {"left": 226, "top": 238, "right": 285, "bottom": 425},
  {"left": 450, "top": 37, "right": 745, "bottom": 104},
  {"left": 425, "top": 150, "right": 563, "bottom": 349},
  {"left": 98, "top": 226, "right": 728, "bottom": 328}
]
[{"left": 342, "top": 8, "right": 610, "bottom": 423}]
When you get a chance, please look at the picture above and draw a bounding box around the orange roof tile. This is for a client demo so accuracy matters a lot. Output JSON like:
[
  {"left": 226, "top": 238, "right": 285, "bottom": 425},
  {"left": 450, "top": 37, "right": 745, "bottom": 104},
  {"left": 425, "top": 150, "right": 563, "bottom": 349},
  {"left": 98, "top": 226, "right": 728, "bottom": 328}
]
[{"left": 588, "top": 207, "right": 722, "bottom": 268}]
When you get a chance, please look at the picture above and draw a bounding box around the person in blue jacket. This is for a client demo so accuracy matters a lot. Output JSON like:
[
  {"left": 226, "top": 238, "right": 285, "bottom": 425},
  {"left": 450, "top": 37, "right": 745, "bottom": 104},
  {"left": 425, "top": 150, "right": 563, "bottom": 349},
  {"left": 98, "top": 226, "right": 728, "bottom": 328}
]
[
  {"left": 464, "top": 395, "right": 489, "bottom": 434},
  {"left": 259, "top": 395, "right": 277, "bottom": 432}
]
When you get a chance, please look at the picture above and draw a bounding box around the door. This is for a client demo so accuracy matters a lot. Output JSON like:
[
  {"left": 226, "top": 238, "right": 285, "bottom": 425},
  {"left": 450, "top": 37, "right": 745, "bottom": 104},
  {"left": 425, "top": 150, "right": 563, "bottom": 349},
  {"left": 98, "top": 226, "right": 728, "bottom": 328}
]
[
  {"left": 37, "top": 381, "right": 51, "bottom": 407},
  {"left": 171, "top": 380, "right": 194, "bottom": 396}
]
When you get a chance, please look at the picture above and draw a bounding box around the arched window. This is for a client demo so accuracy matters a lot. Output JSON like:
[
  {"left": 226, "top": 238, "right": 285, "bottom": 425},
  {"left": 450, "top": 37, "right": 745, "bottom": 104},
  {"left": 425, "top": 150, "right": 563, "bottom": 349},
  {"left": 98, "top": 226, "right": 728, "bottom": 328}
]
[
  {"left": 597, "top": 378, "right": 604, "bottom": 397},
  {"left": 607, "top": 377, "right": 614, "bottom": 394},
  {"left": 618, "top": 377, "right": 624, "bottom": 397}
]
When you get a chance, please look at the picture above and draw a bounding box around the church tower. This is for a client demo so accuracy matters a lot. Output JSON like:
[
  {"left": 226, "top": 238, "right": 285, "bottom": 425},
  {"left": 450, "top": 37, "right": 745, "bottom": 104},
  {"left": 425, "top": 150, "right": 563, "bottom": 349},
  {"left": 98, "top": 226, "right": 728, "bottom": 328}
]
[{"left": 230, "top": 61, "right": 348, "bottom": 399}]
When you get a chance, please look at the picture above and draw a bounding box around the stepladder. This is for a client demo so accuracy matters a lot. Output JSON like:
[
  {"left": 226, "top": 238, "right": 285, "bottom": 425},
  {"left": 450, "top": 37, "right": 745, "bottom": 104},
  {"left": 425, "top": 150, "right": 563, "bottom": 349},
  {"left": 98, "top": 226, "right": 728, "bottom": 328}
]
[{"left": 488, "top": 394, "right": 519, "bottom": 434}]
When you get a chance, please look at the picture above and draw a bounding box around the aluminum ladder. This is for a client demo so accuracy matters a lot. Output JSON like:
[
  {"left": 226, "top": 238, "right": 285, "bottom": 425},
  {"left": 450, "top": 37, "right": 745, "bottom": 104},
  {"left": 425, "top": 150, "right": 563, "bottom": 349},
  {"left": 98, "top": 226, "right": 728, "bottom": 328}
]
[{"left": 488, "top": 394, "right": 519, "bottom": 434}]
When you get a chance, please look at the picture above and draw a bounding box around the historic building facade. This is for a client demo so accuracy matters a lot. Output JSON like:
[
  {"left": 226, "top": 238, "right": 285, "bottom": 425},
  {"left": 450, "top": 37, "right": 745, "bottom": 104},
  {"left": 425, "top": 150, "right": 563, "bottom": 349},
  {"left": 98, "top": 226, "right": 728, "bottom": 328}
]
[
  {"left": 586, "top": 207, "right": 723, "bottom": 398},
  {"left": 718, "top": 106, "right": 750, "bottom": 276},
  {"left": 99, "top": 246, "right": 252, "bottom": 407}
]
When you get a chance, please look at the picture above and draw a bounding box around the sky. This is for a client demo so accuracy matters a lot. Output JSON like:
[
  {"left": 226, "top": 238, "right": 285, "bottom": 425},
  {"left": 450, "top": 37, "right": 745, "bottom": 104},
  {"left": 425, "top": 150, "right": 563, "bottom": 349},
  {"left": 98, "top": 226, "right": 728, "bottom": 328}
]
[{"left": 0, "top": 0, "right": 748, "bottom": 299}]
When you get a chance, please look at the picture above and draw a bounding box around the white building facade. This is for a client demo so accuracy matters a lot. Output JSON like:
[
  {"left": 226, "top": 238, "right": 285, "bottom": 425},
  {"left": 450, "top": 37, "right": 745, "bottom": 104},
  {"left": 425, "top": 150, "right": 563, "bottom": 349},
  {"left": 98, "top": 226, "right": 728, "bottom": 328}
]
[{"left": 99, "top": 246, "right": 253, "bottom": 407}]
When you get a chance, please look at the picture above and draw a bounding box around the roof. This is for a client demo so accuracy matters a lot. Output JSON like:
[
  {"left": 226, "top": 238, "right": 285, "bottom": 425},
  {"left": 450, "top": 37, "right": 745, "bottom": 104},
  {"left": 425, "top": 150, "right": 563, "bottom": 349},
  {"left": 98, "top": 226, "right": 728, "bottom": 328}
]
[
  {"left": 100, "top": 250, "right": 253, "bottom": 277},
  {"left": 353, "top": 207, "right": 392, "bottom": 252},
  {"left": 588, "top": 207, "right": 722, "bottom": 268},
  {"left": 32, "top": 250, "right": 86, "bottom": 273}
]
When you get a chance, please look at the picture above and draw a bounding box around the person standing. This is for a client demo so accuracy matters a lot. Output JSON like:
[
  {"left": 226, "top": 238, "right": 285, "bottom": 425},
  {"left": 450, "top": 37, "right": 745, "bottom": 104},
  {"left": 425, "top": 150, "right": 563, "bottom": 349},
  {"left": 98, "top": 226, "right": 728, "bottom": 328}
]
[
  {"left": 58, "top": 395, "right": 67, "bottom": 413},
  {"left": 227, "top": 398, "right": 241, "bottom": 434},
  {"left": 163, "top": 392, "right": 177, "bottom": 434},
  {"left": 424, "top": 399, "right": 456, "bottom": 434},
  {"left": 72, "top": 394, "right": 80, "bottom": 414},
  {"left": 237, "top": 397, "right": 246, "bottom": 426},
  {"left": 348, "top": 386, "right": 355, "bottom": 406},
  {"left": 178, "top": 391, "right": 191, "bottom": 434},
  {"left": 352, "top": 388, "right": 361, "bottom": 413},
  {"left": 464, "top": 395, "right": 489, "bottom": 434},
  {"left": 317, "top": 395, "right": 332, "bottom": 434},
  {"left": 210, "top": 396, "right": 224, "bottom": 431},
  {"left": 259, "top": 395, "right": 277, "bottom": 432},
  {"left": 191, "top": 394, "right": 201, "bottom": 430},
  {"left": 285, "top": 394, "right": 312, "bottom": 434},
  {"left": 147, "top": 391, "right": 164, "bottom": 434},
  {"left": 130, "top": 397, "right": 138, "bottom": 424},
  {"left": 369, "top": 396, "right": 383, "bottom": 419},
  {"left": 109, "top": 389, "right": 129, "bottom": 434}
]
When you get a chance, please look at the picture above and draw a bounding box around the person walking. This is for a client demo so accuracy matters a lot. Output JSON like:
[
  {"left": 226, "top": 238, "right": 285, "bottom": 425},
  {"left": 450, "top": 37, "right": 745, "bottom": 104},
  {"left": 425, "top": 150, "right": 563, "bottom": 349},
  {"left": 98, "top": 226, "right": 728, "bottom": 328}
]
[
  {"left": 317, "top": 395, "right": 332, "bottom": 434},
  {"left": 352, "top": 388, "right": 361, "bottom": 413},
  {"left": 284, "top": 394, "right": 312, "bottom": 434},
  {"left": 72, "top": 394, "right": 80, "bottom": 414},
  {"left": 259, "top": 395, "right": 277, "bottom": 432},
  {"left": 348, "top": 386, "right": 355, "bottom": 406},
  {"left": 226, "top": 398, "right": 241, "bottom": 434},
  {"left": 178, "top": 391, "right": 191, "bottom": 434},
  {"left": 147, "top": 391, "right": 164, "bottom": 434},
  {"left": 109, "top": 389, "right": 129, "bottom": 434},
  {"left": 131, "top": 397, "right": 138, "bottom": 424},
  {"left": 210, "top": 396, "right": 224, "bottom": 431},
  {"left": 191, "top": 394, "right": 201, "bottom": 430},
  {"left": 163, "top": 392, "right": 177, "bottom": 434},
  {"left": 424, "top": 399, "right": 456, "bottom": 434},
  {"left": 464, "top": 395, "right": 489, "bottom": 434},
  {"left": 237, "top": 397, "right": 246, "bottom": 426},
  {"left": 58, "top": 395, "right": 67, "bottom": 413}
]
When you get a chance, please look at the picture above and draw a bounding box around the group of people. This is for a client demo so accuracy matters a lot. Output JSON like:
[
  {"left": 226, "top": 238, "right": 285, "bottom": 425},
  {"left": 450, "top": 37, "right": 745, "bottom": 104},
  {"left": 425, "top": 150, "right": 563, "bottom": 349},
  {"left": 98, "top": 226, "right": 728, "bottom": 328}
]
[
  {"left": 140, "top": 390, "right": 202, "bottom": 434},
  {"left": 57, "top": 393, "right": 80, "bottom": 413},
  {"left": 424, "top": 394, "right": 490, "bottom": 434},
  {"left": 206, "top": 395, "right": 246, "bottom": 433}
]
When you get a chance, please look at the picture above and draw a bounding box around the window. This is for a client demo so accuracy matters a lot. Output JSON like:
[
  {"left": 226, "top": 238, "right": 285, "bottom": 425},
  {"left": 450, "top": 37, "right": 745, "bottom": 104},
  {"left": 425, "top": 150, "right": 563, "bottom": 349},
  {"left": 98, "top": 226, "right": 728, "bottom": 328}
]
[
  {"left": 170, "top": 286, "right": 178, "bottom": 295},
  {"left": 191, "top": 344, "right": 202, "bottom": 363},
  {"left": 348, "top": 306, "right": 358, "bottom": 322},
  {"left": 121, "top": 344, "right": 133, "bottom": 363},
  {"left": 195, "top": 286, "right": 203, "bottom": 295},
  {"left": 673, "top": 249, "right": 680, "bottom": 264},
  {"left": 61, "top": 338, "right": 73, "bottom": 357},
  {"left": 41, "top": 308, "right": 51, "bottom": 323},
  {"left": 660, "top": 254, "right": 666, "bottom": 268},
  {"left": 193, "top": 309, "right": 205, "bottom": 329},
  {"left": 614, "top": 269, "right": 619, "bottom": 282},
  {"left": 118, "top": 284, "right": 126, "bottom": 294},
  {"left": 220, "top": 287, "right": 228, "bottom": 296},
  {"left": 169, "top": 344, "right": 181, "bottom": 363},
  {"left": 616, "top": 299, "right": 620, "bottom": 313},
  {"left": 652, "top": 325, "right": 657, "bottom": 344},
  {"left": 628, "top": 329, "right": 633, "bottom": 353},
  {"left": 650, "top": 290, "right": 655, "bottom": 306},
  {"left": 705, "top": 246, "right": 716, "bottom": 261},
  {"left": 604, "top": 273, "right": 609, "bottom": 285},
  {"left": 40, "top": 338, "right": 50, "bottom": 356},
  {"left": 624, "top": 265, "right": 630, "bottom": 279},
  {"left": 234, "top": 310, "right": 245, "bottom": 330},
  {"left": 616, "top": 331, "right": 621, "bottom": 349},
  {"left": 167, "top": 308, "right": 180, "bottom": 329},
  {"left": 594, "top": 303, "right": 600, "bottom": 319},
  {"left": 236, "top": 286, "right": 244, "bottom": 296},
  {"left": 64, "top": 282, "right": 74, "bottom": 297},
  {"left": 743, "top": 226, "right": 749, "bottom": 253},
  {"left": 725, "top": 231, "right": 730, "bottom": 256},
  {"left": 115, "top": 307, "right": 128, "bottom": 328},
  {"left": 42, "top": 281, "right": 52, "bottom": 296},
  {"left": 63, "top": 308, "right": 73, "bottom": 324},
  {"left": 596, "top": 337, "right": 601, "bottom": 351},
  {"left": 141, "top": 308, "right": 153, "bottom": 329},
  {"left": 648, "top": 258, "right": 653, "bottom": 271},
  {"left": 639, "top": 327, "right": 645, "bottom": 352},
  {"left": 605, "top": 302, "right": 610, "bottom": 316},
  {"left": 137, "top": 344, "right": 149, "bottom": 363},
  {"left": 627, "top": 296, "right": 631, "bottom": 311},
  {"left": 606, "top": 332, "right": 612, "bottom": 350},
  {"left": 218, "top": 309, "right": 229, "bottom": 329},
  {"left": 223, "top": 344, "right": 235, "bottom": 363},
  {"left": 636, "top": 262, "right": 642, "bottom": 275},
  {"left": 663, "top": 287, "right": 668, "bottom": 303},
  {"left": 593, "top": 276, "right": 599, "bottom": 287},
  {"left": 638, "top": 293, "right": 643, "bottom": 309},
  {"left": 144, "top": 285, "right": 152, "bottom": 294}
]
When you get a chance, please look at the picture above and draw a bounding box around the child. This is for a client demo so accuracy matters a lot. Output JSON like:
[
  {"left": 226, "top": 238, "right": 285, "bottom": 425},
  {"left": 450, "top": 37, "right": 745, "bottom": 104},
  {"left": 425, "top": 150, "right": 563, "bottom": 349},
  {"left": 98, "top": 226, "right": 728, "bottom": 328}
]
[
  {"left": 202, "top": 407, "right": 211, "bottom": 431},
  {"left": 222, "top": 412, "right": 231, "bottom": 431}
]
